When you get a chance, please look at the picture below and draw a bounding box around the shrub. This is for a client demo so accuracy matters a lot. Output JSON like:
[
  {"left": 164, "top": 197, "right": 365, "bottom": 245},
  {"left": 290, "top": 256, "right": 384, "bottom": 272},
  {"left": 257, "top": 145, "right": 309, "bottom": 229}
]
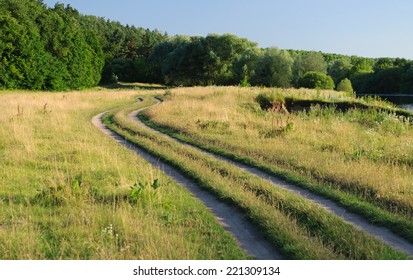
[
  {"left": 298, "top": 71, "right": 335, "bottom": 90},
  {"left": 337, "top": 78, "right": 354, "bottom": 96}
]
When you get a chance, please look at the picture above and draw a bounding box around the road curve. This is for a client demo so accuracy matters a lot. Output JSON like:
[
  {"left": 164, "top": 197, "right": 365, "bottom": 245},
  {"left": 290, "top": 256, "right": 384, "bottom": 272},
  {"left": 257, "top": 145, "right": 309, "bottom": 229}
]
[
  {"left": 92, "top": 111, "right": 283, "bottom": 260},
  {"left": 128, "top": 97, "right": 413, "bottom": 258}
]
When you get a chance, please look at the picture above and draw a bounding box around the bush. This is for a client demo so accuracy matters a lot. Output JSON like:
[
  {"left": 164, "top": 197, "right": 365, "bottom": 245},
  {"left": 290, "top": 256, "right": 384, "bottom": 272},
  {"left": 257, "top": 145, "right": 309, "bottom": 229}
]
[
  {"left": 298, "top": 71, "right": 335, "bottom": 90},
  {"left": 337, "top": 78, "right": 354, "bottom": 96}
]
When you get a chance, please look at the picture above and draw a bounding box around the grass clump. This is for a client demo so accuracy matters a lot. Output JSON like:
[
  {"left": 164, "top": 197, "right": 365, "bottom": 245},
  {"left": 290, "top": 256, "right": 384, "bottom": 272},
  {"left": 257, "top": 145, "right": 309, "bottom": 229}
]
[
  {"left": 255, "top": 92, "right": 286, "bottom": 111},
  {"left": 196, "top": 119, "right": 230, "bottom": 131}
]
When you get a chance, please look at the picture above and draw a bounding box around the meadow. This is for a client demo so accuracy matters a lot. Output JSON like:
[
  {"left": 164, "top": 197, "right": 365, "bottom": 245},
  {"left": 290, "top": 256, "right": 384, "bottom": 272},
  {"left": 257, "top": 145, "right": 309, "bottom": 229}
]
[
  {"left": 0, "top": 89, "right": 248, "bottom": 259},
  {"left": 2, "top": 86, "right": 413, "bottom": 260},
  {"left": 104, "top": 91, "right": 409, "bottom": 259},
  {"left": 142, "top": 87, "right": 413, "bottom": 242}
]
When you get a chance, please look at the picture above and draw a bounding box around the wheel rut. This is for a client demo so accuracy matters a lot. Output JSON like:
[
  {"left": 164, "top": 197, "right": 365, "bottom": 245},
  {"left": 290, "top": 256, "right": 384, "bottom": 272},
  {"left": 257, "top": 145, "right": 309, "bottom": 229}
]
[
  {"left": 127, "top": 97, "right": 413, "bottom": 258},
  {"left": 92, "top": 111, "right": 283, "bottom": 260}
]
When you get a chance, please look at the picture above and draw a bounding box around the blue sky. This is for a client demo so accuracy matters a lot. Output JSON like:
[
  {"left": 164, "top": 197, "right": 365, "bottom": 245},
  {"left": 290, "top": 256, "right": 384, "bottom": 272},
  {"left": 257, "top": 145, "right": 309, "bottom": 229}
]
[{"left": 43, "top": 0, "right": 413, "bottom": 59}]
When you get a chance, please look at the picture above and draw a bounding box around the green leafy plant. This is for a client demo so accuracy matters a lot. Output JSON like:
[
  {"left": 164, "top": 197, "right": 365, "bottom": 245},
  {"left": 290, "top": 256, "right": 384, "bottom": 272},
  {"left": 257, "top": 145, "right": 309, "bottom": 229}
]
[
  {"left": 129, "top": 179, "right": 160, "bottom": 202},
  {"left": 33, "top": 176, "right": 86, "bottom": 207},
  {"left": 151, "top": 179, "right": 160, "bottom": 191},
  {"left": 130, "top": 181, "right": 145, "bottom": 201}
]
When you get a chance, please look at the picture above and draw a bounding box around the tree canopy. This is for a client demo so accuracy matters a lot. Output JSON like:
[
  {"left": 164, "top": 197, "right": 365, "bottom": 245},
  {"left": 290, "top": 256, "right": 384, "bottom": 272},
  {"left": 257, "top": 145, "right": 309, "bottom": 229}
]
[
  {"left": 1, "top": 0, "right": 412, "bottom": 94},
  {"left": 298, "top": 72, "right": 335, "bottom": 90}
]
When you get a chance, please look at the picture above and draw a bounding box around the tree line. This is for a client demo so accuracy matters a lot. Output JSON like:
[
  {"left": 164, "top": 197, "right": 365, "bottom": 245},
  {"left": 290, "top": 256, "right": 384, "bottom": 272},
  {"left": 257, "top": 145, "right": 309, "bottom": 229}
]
[
  {"left": 0, "top": 0, "right": 166, "bottom": 90},
  {"left": 1, "top": 0, "right": 412, "bottom": 94}
]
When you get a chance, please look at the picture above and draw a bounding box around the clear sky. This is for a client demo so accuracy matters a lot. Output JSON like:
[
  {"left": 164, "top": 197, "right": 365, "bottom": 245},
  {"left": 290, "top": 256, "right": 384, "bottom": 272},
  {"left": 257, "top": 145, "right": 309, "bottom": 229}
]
[{"left": 43, "top": 0, "right": 413, "bottom": 59}]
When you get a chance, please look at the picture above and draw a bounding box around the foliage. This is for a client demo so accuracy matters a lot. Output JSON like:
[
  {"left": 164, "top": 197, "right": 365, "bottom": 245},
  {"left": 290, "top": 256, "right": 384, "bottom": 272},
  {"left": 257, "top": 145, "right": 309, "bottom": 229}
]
[
  {"left": 298, "top": 72, "right": 335, "bottom": 90},
  {"left": 1, "top": 0, "right": 412, "bottom": 94},
  {"left": 336, "top": 78, "right": 354, "bottom": 96},
  {"left": 328, "top": 58, "right": 352, "bottom": 84},
  {"left": 252, "top": 48, "right": 293, "bottom": 87},
  {"left": 158, "top": 34, "right": 257, "bottom": 86},
  {"left": 129, "top": 179, "right": 160, "bottom": 202},
  {"left": 292, "top": 52, "right": 327, "bottom": 86}
]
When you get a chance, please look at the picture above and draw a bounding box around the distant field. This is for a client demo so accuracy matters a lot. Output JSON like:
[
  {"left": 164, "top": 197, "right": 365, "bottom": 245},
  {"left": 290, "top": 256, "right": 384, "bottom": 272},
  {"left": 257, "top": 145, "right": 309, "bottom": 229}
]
[{"left": 0, "top": 89, "right": 248, "bottom": 259}]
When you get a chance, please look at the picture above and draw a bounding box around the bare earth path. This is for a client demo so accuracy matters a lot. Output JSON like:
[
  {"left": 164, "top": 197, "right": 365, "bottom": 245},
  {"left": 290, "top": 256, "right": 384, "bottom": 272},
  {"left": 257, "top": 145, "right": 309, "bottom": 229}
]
[
  {"left": 127, "top": 98, "right": 413, "bottom": 258},
  {"left": 92, "top": 112, "right": 283, "bottom": 260}
]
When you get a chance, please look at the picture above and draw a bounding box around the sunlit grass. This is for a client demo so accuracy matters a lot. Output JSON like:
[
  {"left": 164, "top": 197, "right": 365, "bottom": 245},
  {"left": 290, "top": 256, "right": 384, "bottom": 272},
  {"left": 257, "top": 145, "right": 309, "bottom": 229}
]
[
  {"left": 142, "top": 86, "right": 413, "bottom": 239},
  {"left": 0, "top": 90, "right": 248, "bottom": 260},
  {"left": 105, "top": 99, "right": 408, "bottom": 259}
]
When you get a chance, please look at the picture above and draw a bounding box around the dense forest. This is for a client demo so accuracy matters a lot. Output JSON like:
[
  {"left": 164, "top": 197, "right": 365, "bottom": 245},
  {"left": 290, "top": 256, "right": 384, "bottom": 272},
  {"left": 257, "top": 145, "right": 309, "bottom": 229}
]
[{"left": 1, "top": 0, "right": 413, "bottom": 94}]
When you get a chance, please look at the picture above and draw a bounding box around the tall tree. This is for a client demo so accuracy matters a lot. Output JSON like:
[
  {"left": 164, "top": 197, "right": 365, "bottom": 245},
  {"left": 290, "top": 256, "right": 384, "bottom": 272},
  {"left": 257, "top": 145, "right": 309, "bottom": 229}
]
[
  {"left": 292, "top": 52, "right": 327, "bottom": 86},
  {"left": 252, "top": 48, "right": 293, "bottom": 88},
  {"left": 328, "top": 57, "right": 352, "bottom": 84}
]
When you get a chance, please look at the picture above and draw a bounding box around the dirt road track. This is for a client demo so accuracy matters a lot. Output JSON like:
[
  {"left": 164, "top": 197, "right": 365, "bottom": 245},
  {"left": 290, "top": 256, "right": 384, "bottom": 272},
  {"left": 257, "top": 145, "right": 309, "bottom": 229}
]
[
  {"left": 92, "top": 111, "right": 283, "bottom": 260},
  {"left": 127, "top": 98, "right": 413, "bottom": 258}
]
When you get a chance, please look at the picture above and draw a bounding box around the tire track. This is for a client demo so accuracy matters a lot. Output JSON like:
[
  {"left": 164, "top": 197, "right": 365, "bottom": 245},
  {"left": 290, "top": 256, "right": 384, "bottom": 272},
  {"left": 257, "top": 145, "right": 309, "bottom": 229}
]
[
  {"left": 92, "top": 111, "right": 283, "bottom": 260},
  {"left": 128, "top": 97, "right": 413, "bottom": 258}
]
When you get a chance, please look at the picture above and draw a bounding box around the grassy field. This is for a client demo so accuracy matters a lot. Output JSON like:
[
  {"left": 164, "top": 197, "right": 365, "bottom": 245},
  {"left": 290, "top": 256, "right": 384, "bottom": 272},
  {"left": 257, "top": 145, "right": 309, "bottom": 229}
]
[
  {"left": 2, "top": 86, "right": 412, "bottom": 260},
  {"left": 104, "top": 98, "right": 409, "bottom": 259},
  {"left": 0, "top": 89, "right": 249, "bottom": 259},
  {"left": 141, "top": 87, "right": 413, "bottom": 242}
]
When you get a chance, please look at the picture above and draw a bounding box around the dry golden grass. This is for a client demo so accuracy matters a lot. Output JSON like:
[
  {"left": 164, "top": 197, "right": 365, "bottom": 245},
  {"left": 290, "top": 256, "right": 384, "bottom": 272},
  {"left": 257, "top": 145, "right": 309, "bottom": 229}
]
[
  {"left": 144, "top": 87, "right": 413, "bottom": 217},
  {"left": 108, "top": 93, "right": 409, "bottom": 259},
  {"left": 0, "top": 89, "right": 248, "bottom": 260}
]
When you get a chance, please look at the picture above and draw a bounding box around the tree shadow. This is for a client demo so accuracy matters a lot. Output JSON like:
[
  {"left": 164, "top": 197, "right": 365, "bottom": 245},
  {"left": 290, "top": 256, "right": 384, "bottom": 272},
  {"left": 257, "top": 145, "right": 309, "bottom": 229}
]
[{"left": 100, "top": 82, "right": 167, "bottom": 91}]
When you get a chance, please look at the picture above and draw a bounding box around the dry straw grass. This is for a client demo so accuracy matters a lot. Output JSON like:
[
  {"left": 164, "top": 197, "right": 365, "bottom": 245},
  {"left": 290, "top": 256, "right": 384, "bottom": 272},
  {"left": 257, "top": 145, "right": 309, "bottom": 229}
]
[
  {"left": 144, "top": 87, "right": 413, "bottom": 217},
  {"left": 0, "top": 89, "right": 247, "bottom": 259},
  {"left": 108, "top": 94, "right": 408, "bottom": 259}
]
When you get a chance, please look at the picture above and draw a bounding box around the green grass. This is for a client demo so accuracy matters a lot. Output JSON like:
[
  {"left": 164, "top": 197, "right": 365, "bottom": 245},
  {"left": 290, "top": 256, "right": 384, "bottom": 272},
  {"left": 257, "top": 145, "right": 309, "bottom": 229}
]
[
  {"left": 0, "top": 90, "right": 249, "bottom": 260},
  {"left": 103, "top": 100, "right": 409, "bottom": 259}
]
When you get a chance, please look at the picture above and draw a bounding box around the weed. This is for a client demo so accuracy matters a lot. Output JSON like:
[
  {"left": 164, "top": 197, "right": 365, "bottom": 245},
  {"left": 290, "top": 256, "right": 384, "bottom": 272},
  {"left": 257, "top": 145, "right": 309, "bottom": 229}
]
[
  {"left": 196, "top": 119, "right": 230, "bottom": 130},
  {"left": 129, "top": 181, "right": 145, "bottom": 202},
  {"left": 33, "top": 177, "right": 87, "bottom": 207},
  {"left": 43, "top": 103, "right": 50, "bottom": 114},
  {"left": 306, "top": 104, "right": 338, "bottom": 120},
  {"left": 260, "top": 117, "right": 295, "bottom": 138},
  {"left": 17, "top": 105, "right": 23, "bottom": 116},
  {"left": 164, "top": 89, "right": 173, "bottom": 97},
  {"left": 102, "top": 224, "right": 118, "bottom": 241},
  {"left": 345, "top": 108, "right": 411, "bottom": 136},
  {"left": 129, "top": 179, "right": 161, "bottom": 202}
]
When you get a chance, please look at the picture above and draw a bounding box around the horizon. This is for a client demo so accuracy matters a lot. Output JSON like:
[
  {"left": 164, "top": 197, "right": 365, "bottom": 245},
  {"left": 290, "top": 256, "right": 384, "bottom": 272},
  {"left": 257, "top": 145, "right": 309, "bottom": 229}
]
[{"left": 42, "top": 0, "right": 413, "bottom": 60}]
